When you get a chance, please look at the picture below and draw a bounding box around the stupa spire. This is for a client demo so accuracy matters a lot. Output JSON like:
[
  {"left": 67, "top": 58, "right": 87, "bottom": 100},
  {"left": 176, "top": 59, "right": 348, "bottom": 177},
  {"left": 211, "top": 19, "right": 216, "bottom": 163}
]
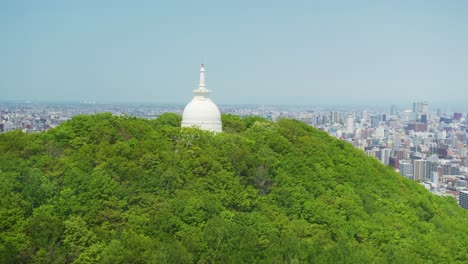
[
  {"left": 194, "top": 64, "right": 210, "bottom": 97},
  {"left": 199, "top": 64, "right": 206, "bottom": 88}
]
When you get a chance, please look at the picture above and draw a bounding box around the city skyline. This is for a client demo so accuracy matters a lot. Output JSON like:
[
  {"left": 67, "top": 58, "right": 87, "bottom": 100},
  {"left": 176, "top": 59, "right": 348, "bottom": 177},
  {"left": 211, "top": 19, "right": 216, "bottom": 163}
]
[
  {"left": 1, "top": 99, "right": 467, "bottom": 207},
  {"left": 2, "top": 1, "right": 468, "bottom": 104}
]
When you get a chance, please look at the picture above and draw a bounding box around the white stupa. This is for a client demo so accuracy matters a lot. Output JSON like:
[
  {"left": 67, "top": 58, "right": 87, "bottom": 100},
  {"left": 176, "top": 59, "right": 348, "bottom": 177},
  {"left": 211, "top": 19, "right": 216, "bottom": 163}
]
[{"left": 181, "top": 64, "right": 222, "bottom": 132}]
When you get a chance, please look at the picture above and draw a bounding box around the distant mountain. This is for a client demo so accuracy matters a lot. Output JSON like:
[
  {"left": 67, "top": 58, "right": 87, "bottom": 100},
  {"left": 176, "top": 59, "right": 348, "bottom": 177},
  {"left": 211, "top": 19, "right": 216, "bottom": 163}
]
[{"left": 0, "top": 113, "right": 466, "bottom": 263}]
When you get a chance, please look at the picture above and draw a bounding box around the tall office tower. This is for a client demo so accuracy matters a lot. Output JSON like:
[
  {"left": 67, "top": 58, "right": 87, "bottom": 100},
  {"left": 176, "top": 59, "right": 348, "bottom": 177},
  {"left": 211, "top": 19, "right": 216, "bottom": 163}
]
[
  {"left": 421, "top": 114, "right": 428, "bottom": 124},
  {"left": 430, "top": 172, "right": 439, "bottom": 185},
  {"left": 460, "top": 191, "right": 468, "bottom": 209},
  {"left": 421, "top": 101, "right": 429, "bottom": 114},
  {"left": 437, "top": 108, "right": 441, "bottom": 117},
  {"left": 346, "top": 116, "right": 354, "bottom": 134},
  {"left": 413, "top": 160, "right": 428, "bottom": 181},
  {"left": 413, "top": 101, "right": 425, "bottom": 113},
  {"left": 379, "top": 148, "right": 391, "bottom": 165},
  {"left": 330, "top": 112, "right": 339, "bottom": 124},
  {"left": 390, "top": 105, "right": 397, "bottom": 116},
  {"left": 426, "top": 161, "right": 438, "bottom": 181},
  {"left": 451, "top": 135, "right": 458, "bottom": 148},
  {"left": 382, "top": 114, "right": 387, "bottom": 122},
  {"left": 399, "top": 161, "right": 414, "bottom": 179},
  {"left": 322, "top": 115, "right": 328, "bottom": 124},
  {"left": 370, "top": 115, "right": 381, "bottom": 128}
]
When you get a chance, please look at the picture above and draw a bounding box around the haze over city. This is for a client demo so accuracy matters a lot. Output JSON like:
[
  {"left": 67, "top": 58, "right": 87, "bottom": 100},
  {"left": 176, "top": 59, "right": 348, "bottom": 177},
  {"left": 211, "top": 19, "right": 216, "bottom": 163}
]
[
  {"left": 2, "top": 2, "right": 468, "bottom": 262},
  {"left": 2, "top": 0, "right": 468, "bottom": 106}
]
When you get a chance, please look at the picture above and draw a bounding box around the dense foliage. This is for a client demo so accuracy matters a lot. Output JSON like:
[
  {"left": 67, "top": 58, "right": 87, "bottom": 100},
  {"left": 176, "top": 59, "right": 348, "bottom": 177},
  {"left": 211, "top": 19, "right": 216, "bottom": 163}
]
[{"left": 0, "top": 113, "right": 467, "bottom": 263}]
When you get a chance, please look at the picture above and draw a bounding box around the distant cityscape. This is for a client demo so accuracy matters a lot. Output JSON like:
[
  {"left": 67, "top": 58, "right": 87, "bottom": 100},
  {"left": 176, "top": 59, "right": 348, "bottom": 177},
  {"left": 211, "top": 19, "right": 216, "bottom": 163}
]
[{"left": 1, "top": 100, "right": 467, "bottom": 209}]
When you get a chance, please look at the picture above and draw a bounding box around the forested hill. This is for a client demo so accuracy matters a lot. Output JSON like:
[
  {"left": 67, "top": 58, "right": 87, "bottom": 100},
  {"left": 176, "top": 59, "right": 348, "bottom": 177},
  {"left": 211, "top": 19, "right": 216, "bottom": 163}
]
[{"left": 0, "top": 113, "right": 467, "bottom": 263}]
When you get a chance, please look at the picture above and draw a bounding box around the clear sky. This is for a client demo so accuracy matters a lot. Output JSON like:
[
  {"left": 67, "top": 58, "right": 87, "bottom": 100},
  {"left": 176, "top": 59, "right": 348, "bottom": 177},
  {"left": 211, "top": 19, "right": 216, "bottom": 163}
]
[{"left": 2, "top": 0, "right": 468, "bottom": 105}]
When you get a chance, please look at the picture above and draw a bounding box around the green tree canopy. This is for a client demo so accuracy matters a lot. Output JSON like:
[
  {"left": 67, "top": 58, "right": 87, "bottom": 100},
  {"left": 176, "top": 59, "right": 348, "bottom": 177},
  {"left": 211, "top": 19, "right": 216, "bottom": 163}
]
[{"left": 0, "top": 113, "right": 466, "bottom": 263}]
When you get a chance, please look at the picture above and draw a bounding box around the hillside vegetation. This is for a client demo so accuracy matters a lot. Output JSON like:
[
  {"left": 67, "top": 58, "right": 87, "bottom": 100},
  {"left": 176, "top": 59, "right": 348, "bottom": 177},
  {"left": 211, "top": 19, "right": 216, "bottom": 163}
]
[{"left": 0, "top": 113, "right": 467, "bottom": 263}]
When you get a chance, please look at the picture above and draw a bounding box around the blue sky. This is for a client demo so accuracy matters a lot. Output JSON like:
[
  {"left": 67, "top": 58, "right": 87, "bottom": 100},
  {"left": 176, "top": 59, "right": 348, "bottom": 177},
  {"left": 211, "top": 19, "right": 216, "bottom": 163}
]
[{"left": 1, "top": 0, "right": 468, "bottom": 105}]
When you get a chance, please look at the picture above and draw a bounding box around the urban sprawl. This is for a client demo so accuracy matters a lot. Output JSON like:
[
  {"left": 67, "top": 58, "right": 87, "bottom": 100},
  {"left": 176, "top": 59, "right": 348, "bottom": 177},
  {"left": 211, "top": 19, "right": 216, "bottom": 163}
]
[{"left": 1, "top": 101, "right": 467, "bottom": 209}]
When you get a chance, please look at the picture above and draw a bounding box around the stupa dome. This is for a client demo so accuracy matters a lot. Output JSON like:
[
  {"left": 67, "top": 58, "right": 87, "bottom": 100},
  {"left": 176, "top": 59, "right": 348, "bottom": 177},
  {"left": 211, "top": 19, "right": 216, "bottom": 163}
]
[{"left": 181, "top": 64, "right": 222, "bottom": 132}]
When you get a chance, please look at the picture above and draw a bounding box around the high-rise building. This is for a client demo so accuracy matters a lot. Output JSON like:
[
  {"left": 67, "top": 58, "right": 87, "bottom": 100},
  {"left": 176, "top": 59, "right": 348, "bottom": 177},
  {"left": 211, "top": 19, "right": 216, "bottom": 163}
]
[
  {"left": 430, "top": 172, "right": 439, "bottom": 186},
  {"left": 426, "top": 161, "right": 438, "bottom": 181},
  {"left": 314, "top": 115, "right": 320, "bottom": 125},
  {"left": 421, "top": 101, "right": 429, "bottom": 114},
  {"left": 389, "top": 157, "right": 398, "bottom": 168},
  {"left": 421, "top": 114, "right": 427, "bottom": 124},
  {"left": 346, "top": 117, "right": 354, "bottom": 134},
  {"left": 413, "top": 160, "right": 428, "bottom": 181},
  {"left": 395, "top": 149, "right": 410, "bottom": 160},
  {"left": 370, "top": 115, "right": 381, "bottom": 128},
  {"left": 400, "top": 161, "right": 414, "bottom": 180},
  {"left": 379, "top": 148, "right": 391, "bottom": 165},
  {"left": 181, "top": 64, "right": 222, "bottom": 132},
  {"left": 322, "top": 115, "right": 328, "bottom": 124},
  {"left": 460, "top": 191, "right": 468, "bottom": 209},
  {"left": 413, "top": 101, "right": 426, "bottom": 113},
  {"left": 330, "top": 112, "right": 340, "bottom": 124},
  {"left": 390, "top": 105, "right": 397, "bottom": 116},
  {"left": 442, "top": 164, "right": 460, "bottom": 176}
]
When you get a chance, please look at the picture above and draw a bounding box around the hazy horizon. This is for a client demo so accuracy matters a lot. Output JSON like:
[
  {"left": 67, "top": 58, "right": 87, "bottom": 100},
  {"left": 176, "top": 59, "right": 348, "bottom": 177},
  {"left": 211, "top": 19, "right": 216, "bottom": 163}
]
[
  {"left": 2, "top": 1, "right": 468, "bottom": 105},
  {"left": 1, "top": 98, "right": 467, "bottom": 113}
]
